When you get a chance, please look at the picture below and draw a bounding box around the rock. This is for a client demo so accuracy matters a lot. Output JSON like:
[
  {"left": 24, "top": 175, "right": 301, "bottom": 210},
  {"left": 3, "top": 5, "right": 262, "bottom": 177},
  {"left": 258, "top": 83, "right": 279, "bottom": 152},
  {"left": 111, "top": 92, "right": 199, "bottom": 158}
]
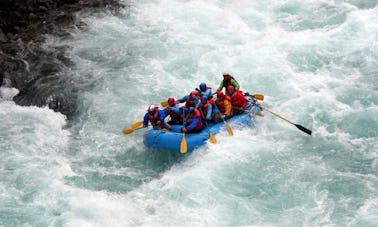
[{"left": 0, "top": 0, "right": 124, "bottom": 119}]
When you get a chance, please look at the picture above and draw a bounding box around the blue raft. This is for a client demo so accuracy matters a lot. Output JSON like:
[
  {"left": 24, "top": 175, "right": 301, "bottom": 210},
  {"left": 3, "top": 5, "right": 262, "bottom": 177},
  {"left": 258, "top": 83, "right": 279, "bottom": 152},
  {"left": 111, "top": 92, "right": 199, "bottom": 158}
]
[{"left": 143, "top": 96, "right": 263, "bottom": 153}]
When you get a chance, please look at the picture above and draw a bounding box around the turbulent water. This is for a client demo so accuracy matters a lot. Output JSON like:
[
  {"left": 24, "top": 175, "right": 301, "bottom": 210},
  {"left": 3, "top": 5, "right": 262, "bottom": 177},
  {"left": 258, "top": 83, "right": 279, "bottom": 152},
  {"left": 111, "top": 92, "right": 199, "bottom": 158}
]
[{"left": 1, "top": 0, "right": 378, "bottom": 226}]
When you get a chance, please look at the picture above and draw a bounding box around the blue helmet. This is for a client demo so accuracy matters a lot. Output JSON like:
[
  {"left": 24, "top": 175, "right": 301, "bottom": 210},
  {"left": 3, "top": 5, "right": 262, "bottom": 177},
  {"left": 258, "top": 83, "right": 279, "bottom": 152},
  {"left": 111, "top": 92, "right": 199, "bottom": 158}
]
[{"left": 199, "top": 82, "right": 206, "bottom": 92}]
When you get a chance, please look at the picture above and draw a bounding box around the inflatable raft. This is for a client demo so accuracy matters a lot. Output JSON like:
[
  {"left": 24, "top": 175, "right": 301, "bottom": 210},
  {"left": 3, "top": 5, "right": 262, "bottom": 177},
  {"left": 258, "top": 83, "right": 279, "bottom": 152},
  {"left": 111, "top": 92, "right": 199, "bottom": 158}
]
[{"left": 143, "top": 96, "right": 263, "bottom": 153}]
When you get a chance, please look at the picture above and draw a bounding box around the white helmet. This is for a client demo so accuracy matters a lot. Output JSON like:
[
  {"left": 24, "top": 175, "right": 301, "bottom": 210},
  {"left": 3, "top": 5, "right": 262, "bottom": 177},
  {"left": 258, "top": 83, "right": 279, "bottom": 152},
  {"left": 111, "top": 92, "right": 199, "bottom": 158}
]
[{"left": 148, "top": 104, "right": 156, "bottom": 112}]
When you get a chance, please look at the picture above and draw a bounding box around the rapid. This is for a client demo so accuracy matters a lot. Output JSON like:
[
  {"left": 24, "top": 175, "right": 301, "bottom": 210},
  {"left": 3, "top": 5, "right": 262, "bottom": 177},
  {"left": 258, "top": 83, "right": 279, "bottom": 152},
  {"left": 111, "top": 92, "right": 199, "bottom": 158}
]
[{"left": 1, "top": 0, "right": 377, "bottom": 226}]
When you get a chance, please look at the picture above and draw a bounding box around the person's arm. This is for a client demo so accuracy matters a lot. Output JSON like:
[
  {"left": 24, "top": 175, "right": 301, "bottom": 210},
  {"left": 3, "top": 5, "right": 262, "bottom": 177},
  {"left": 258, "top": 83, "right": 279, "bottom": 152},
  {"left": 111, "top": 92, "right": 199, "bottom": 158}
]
[
  {"left": 177, "top": 95, "right": 188, "bottom": 103},
  {"left": 206, "top": 105, "right": 212, "bottom": 120},
  {"left": 170, "top": 104, "right": 181, "bottom": 114},
  {"left": 217, "top": 81, "right": 224, "bottom": 91},
  {"left": 143, "top": 113, "right": 149, "bottom": 127},
  {"left": 231, "top": 79, "right": 240, "bottom": 90},
  {"left": 186, "top": 117, "right": 200, "bottom": 131}
]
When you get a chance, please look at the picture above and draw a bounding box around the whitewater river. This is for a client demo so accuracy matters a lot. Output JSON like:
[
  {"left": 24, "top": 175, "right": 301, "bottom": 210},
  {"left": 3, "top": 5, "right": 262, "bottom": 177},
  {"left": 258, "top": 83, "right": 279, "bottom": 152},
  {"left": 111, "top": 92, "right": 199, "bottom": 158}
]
[{"left": 1, "top": 0, "right": 377, "bottom": 226}]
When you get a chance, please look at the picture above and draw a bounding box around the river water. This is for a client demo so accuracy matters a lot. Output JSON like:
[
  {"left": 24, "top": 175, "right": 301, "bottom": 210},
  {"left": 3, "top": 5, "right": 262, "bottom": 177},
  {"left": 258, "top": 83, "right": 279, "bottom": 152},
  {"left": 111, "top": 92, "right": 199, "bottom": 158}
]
[{"left": 1, "top": 0, "right": 377, "bottom": 226}]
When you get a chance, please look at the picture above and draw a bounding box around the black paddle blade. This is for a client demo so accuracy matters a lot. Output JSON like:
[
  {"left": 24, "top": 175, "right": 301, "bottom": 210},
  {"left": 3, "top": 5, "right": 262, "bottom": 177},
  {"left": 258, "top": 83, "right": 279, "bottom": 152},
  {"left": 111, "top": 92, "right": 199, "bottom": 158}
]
[{"left": 294, "top": 124, "right": 312, "bottom": 135}]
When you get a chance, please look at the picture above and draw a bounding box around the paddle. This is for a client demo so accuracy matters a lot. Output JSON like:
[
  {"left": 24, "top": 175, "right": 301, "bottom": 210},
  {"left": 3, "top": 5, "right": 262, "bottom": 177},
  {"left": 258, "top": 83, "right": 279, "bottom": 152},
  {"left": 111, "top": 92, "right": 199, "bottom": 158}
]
[
  {"left": 122, "top": 121, "right": 143, "bottom": 135},
  {"left": 122, "top": 127, "right": 144, "bottom": 135},
  {"left": 180, "top": 109, "right": 187, "bottom": 153},
  {"left": 223, "top": 117, "right": 233, "bottom": 136},
  {"left": 199, "top": 109, "right": 217, "bottom": 144},
  {"left": 252, "top": 94, "right": 264, "bottom": 101},
  {"left": 261, "top": 106, "right": 312, "bottom": 135},
  {"left": 244, "top": 109, "right": 265, "bottom": 117}
]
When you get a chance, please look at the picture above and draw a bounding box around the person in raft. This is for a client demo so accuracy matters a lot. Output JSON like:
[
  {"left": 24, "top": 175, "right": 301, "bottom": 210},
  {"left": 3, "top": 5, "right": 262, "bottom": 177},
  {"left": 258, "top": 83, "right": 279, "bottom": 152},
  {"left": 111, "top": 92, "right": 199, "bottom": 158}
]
[
  {"left": 217, "top": 72, "right": 240, "bottom": 92},
  {"left": 226, "top": 85, "right": 249, "bottom": 115},
  {"left": 198, "top": 96, "right": 213, "bottom": 122},
  {"left": 143, "top": 104, "right": 167, "bottom": 130},
  {"left": 164, "top": 97, "right": 183, "bottom": 126},
  {"left": 181, "top": 107, "right": 203, "bottom": 133},
  {"left": 214, "top": 91, "right": 232, "bottom": 119},
  {"left": 177, "top": 91, "right": 201, "bottom": 108},
  {"left": 198, "top": 82, "right": 213, "bottom": 100}
]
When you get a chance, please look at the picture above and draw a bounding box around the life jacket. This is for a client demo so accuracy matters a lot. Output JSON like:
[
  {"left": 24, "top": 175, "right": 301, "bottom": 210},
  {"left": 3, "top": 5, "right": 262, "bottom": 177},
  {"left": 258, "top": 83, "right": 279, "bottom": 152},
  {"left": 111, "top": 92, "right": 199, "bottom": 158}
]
[
  {"left": 148, "top": 106, "right": 161, "bottom": 125},
  {"left": 185, "top": 91, "right": 201, "bottom": 108},
  {"left": 185, "top": 108, "right": 203, "bottom": 130},
  {"left": 230, "top": 90, "right": 247, "bottom": 109}
]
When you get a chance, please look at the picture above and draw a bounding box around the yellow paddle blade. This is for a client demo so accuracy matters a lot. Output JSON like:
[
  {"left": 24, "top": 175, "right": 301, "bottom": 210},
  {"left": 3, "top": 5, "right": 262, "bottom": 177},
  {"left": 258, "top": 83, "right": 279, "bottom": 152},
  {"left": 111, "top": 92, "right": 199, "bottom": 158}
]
[
  {"left": 225, "top": 123, "right": 234, "bottom": 136},
  {"left": 253, "top": 94, "right": 264, "bottom": 101},
  {"left": 131, "top": 121, "right": 143, "bottom": 130},
  {"left": 209, "top": 133, "right": 217, "bottom": 144},
  {"left": 122, "top": 128, "right": 134, "bottom": 135},
  {"left": 246, "top": 110, "right": 264, "bottom": 117},
  {"left": 255, "top": 112, "right": 264, "bottom": 117},
  {"left": 161, "top": 100, "right": 168, "bottom": 107},
  {"left": 180, "top": 133, "right": 187, "bottom": 154}
]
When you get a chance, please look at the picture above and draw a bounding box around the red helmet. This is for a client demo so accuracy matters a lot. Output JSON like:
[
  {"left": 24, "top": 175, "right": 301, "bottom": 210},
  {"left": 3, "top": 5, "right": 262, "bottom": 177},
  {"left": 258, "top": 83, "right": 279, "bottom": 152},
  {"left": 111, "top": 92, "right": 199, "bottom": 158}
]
[
  {"left": 168, "top": 97, "right": 175, "bottom": 106},
  {"left": 216, "top": 91, "right": 224, "bottom": 98},
  {"left": 227, "top": 85, "right": 235, "bottom": 93}
]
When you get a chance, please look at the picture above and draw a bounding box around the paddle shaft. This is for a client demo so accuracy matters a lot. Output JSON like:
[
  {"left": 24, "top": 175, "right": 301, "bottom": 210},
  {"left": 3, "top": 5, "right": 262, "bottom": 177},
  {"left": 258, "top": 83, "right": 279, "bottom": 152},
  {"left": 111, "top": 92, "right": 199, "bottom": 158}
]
[{"left": 262, "top": 106, "right": 312, "bottom": 135}]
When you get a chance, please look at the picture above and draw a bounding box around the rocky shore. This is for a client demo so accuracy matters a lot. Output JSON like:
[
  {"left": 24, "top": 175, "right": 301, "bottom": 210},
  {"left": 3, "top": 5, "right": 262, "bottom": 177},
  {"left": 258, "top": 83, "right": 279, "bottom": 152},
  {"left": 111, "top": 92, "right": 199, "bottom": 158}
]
[{"left": 0, "top": 0, "right": 124, "bottom": 118}]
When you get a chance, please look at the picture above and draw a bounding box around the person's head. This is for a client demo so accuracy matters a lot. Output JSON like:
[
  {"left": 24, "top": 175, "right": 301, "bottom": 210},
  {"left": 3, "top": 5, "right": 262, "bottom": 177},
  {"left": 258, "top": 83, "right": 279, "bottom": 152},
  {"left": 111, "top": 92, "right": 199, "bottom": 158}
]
[
  {"left": 148, "top": 104, "right": 156, "bottom": 114},
  {"left": 223, "top": 72, "right": 231, "bottom": 80},
  {"left": 201, "top": 96, "right": 208, "bottom": 104},
  {"left": 167, "top": 97, "right": 175, "bottom": 107},
  {"left": 199, "top": 82, "right": 207, "bottom": 92},
  {"left": 189, "top": 91, "right": 198, "bottom": 100},
  {"left": 216, "top": 91, "right": 224, "bottom": 99},
  {"left": 227, "top": 85, "right": 235, "bottom": 94}
]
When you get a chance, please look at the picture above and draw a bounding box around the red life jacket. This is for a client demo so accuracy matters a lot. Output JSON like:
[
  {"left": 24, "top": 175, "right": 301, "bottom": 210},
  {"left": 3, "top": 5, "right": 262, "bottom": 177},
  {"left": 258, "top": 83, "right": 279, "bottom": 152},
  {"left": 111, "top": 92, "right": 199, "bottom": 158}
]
[
  {"left": 185, "top": 108, "right": 203, "bottom": 130},
  {"left": 148, "top": 106, "right": 161, "bottom": 125},
  {"left": 230, "top": 91, "right": 247, "bottom": 109}
]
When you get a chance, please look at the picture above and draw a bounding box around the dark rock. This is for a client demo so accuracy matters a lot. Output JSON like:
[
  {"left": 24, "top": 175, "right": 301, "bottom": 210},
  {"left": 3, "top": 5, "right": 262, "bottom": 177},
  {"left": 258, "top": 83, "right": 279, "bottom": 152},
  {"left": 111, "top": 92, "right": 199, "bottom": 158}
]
[{"left": 0, "top": 0, "right": 124, "bottom": 119}]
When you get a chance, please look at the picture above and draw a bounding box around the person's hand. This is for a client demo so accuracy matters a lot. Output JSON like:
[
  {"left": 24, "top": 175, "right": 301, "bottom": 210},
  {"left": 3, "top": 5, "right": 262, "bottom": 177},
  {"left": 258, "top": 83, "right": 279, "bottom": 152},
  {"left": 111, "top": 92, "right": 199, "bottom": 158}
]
[
  {"left": 181, "top": 127, "right": 187, "bottom": 133},
  {"left": 157, "top": 121, "right": 161, "bottom": 124}
]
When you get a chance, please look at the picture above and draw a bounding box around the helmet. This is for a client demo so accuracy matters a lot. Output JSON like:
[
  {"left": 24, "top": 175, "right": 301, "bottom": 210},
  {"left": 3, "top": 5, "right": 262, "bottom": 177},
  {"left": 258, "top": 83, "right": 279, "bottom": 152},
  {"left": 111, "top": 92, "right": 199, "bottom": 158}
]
[
  {"left": 189, "top": 91, "right": 198, "bottom": 97},
  {"left": 168, "top": 97, "right": 175, "bottom": 106},
  {"left": 148, "top": 104, "right": 156, "bottom": 113},
  {"left": 189, "top": 91, "right": 198, "bottom": 100},
  {"left": 227, "top": 85, "right": 235, "bottom": 93},
  {"left": 201, "top": 96, "right": 208, "bottom": 103},
  {"left": 223, "top": 72, "right": 230, "bottom": 77},
  {"left": 216, "top": 91, "right": 224, "bottom": 98},
  {"left": 199, "top": 82, "right": 206, "bottom": 92}
]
